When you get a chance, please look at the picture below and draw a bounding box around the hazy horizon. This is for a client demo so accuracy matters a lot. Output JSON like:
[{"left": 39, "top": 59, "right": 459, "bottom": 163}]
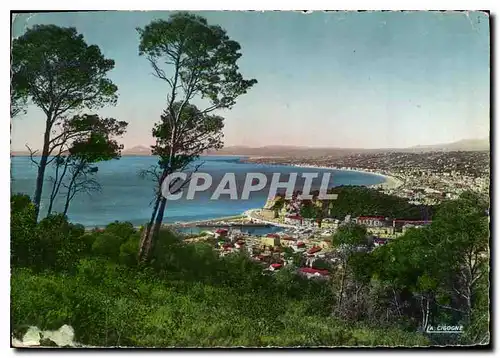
[{"left": 11, "top": 11, "right": 490, "bottom": 151}]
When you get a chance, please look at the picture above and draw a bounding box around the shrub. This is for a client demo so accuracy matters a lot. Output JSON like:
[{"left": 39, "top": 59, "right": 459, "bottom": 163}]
[
  {"left": 119, "top": 234, "right": 140, "bottom": 267},
  {"left": 76, "top": 233, "right": 99, "bottom": 256},
  {"left": 11, "top": 194, "right": 37, "bottom": 267},
  {"left": 92, "top": 233, "right": 123, "bottom": 260},
  {"left": 104, "top": 221, "right": 136, "bottom": 241}
]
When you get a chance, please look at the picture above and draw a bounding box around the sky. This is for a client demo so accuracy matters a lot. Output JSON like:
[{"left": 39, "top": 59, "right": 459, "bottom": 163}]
[{"left": 11, "top": 10, "right": 490, "bottom": 151}]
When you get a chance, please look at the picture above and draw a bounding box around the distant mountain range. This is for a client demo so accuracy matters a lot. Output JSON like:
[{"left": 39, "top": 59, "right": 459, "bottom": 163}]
[
  {"left": 409, "top": 138, "right": 490, "bottom": 151},
  {"left": 205, "top": 138, "right": 490, "bottom": 157},
  {"left": 121, "top": 145, "right": 152, "bottom": 156},
  {"left": 11, "top": 138, "right": 489, "bottom": 157}
]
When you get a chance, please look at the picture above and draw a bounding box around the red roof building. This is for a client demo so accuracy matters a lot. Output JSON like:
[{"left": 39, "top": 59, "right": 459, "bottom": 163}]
[
  {"left": 373, "top": 238, "right": 388, "bottom": 245},
  {"left": 307, "top": 246, "right": 322, "bottom": 255},
  {"left": 285, "top": 214, "right": 303, "bottom": 225},
  {"left": 266, "top": 233, "right": 280, "bottom": 238},
  {"left": 299, "top": 267, "right": 329, "bottom": 276},
  {"left": 215, "top": 229, "right": 229, "bottom": 237}
]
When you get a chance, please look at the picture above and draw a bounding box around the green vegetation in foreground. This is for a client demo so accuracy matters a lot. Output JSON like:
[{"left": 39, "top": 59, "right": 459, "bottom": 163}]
[{"left": 10, "top": 192, "right": 489, "bottom": 347}]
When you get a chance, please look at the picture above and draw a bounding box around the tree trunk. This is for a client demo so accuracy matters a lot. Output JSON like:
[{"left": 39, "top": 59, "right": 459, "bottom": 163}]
[
  {"left": 62, "top": 192, "right": 72, "bottom": 216},
  {"left": 33, "top": 115, "right": 52, "bottom": 221},
  {"left": 138, "top": 123, "right": 176, "bottom": 264},
  {"left": 47, "top": 157, "right": 70, "bottom": 214},
  {"left": 138, "top": 193, "right": 161, "bottom": 263},
  {"left": 139, "top": 196, "right": 167, "bottom": 264},
  {"left": 62, "top": 162, "right": 84, "bottom": 216},
  {"left": 33, "top": 146, "right": 49, "bottom": 220},
  {"left": 337, "top": 265, "right": 347, "bottom": 314},
  {"left": 393, "top": 288, "right": 402, "bottom": 317},
  {"left": 46, "top": 164, "right": 59, "bottom": 215},
  {"left": 420, "top": 296, "right": 430, "bottom": 331},
  {"left": 464, "top": 283, "right": 472, "bottom": 324}
]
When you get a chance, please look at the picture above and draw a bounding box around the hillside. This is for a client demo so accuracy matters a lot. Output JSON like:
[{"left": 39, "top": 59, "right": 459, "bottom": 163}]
[
  {"left": 11, "top": 138, "right": 489, "bottom": 158},
  {"left": 410, "top": 138, "right": 489, "bottom": 152},
  {"left": 205, "top": 138, "right": 490, "bottom": 158},
  {"left": 121, "top": 145, "right": 152, "bottom": 156}
]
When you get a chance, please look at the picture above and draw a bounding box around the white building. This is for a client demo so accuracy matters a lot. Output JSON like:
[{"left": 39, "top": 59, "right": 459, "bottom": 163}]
[{"left": 284, "top": 214, "right": 303, "bottom": 226}]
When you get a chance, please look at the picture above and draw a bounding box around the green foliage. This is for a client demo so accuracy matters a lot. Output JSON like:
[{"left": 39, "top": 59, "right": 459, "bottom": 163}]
[
  {"left": 11, "top": 195, "right": 95, "bottom": 271},
  {"left": 151, "top": 103, "right": 225, "bottom": 168},
  {"left": 11, "top": 261, "right": 429, "bottom": 347},
  {"left": 11, "top": 194, "right": 37, "bottom": 267},
  {"left": 12, "top": 24, "right": 117, "bottom": 113},
  {"left": 135, "top": 12, "right": 258, "bottom": 263},
  {"left": 300, "top": 201, "right": 322, "bottom": 219},
  {"left": 66, "top": 115, "right": 127, "bottom": 162},
  {"left": 363, "top": 192, "right": 490, "bottom": 344},
  {"left": 119, "top": 234, "right": 140, "bottom": 267},
  {"left": 76, "top": 233, "right": 98, "bottom": 256},
  {"left": 91, "top": 233, "right": 124, "bottom": 260},
  {"left": 104, "top": 221, "right": 136, "bottom": 240},
  {"left": 332, "top": 223, "right": 368, "bottom": 251},
  {"left": 11, "top": 193, "right": 34, "bottom": 214},
  {"left": 47, "top": 115, "right": 128, "bottom": 217},
  {"left": 10, "top": 193, "right": 489, "bottom": 347},
  {"left": 34, "top": 214, "right": 82, "bottom": 270},
  {"left": 138, "top": 12, "right": 257, "bottom": 110},
  {"left": 328, "top": 186, "right": 433, "bottom": 220},
  {"left": 11, "top": 24, "right": 121, "bottom": 220}
]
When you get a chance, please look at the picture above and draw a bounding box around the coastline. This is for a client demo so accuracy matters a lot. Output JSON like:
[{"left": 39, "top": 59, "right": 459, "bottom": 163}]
[
  {"left": 79, "top": 160, "right": 403, "bottom": 230},
  {"left": 285, "top": 163, "right": 403, "bottom": 190},
  {"left": 166, "top": 165, "right": 403, "bottom": 228},
  {"left": 167, "top": 214, "right": 246, "bottom": 227}
]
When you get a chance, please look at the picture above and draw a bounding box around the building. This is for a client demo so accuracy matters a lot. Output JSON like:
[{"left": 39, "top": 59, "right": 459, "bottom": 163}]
[
  {"left": 373, "top": 238, "right": 388, "bottom": 247},
  {"left": 292, "top": 241, "right": 306, "bottom": 252},
  {"left": 307, "top": 246, "right": 322, "bottom": 255},
  {"left": 261, "top": 233, "right": 280, "bottom": 247},
  {"left": 214, "top": 228, "right": 228, "bottom": 239},
  {"left": 284, "top": 214, "right": 303, "bottom": 226},
  {"left": 367, "top": 226, "right": 394, "bottom": 236},
  {"left": 235, "top": 240, "right": 246, "bottom": 249},
  {"left": 280, "top": 236, "right": 296, "bottom": 247},
  {"left": 356, "top": 216, "right": 387, "bottom": 227},
  {"left": 302, "top": 218, "right": 319, "bottom": 228},
  {"left": 393, "top": 219, "right": 432, "bottom": 232},
  {"left": 319, "top": 240, "right": 332, "bottom": 250},
  {"left": 321, "top": 218, "right": 340, "bottom": 229},
  {"left": 269, "top": 263, "right": 283, "bottom": 271},
  {"left": 298, "top": 267, "right": 330, "bottom": 280}
]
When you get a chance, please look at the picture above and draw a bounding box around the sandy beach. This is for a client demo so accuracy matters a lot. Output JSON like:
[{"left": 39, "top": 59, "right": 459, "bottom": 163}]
[
  {"left": 287, "top": 163, "right": 404, "bottom": 190},
  {"left": 167, "top": 214, "right": 247, "bottom": 227}
]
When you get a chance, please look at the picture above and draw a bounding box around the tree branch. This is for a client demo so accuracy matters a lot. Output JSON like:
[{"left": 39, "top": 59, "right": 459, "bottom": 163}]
[{"left": 25, "top": 144, "right": 40, "bottom": 168}]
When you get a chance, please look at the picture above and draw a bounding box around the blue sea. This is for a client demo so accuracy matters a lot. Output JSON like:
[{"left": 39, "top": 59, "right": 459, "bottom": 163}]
[{"left": 11, "top": 156, "right": 385, "bottom": 227}]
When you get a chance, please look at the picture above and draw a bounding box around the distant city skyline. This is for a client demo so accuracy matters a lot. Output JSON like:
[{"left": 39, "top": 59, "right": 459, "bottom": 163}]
[{"left": 11, "top": 11, "right": 490, "bottom": 151}]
